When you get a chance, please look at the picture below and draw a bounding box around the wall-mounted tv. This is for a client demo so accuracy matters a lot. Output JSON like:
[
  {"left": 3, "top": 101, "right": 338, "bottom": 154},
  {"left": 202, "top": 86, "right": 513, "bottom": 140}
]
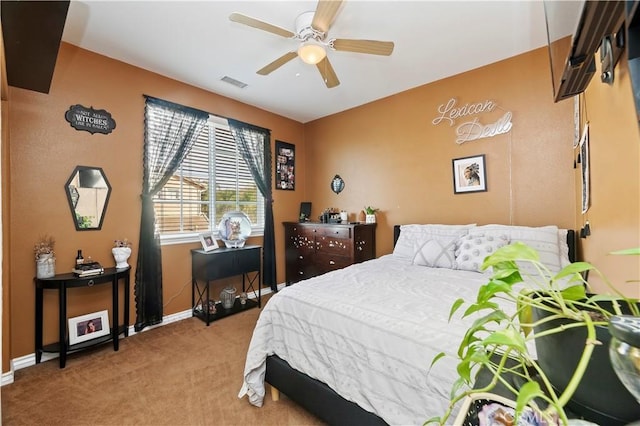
[{"left": 544, "top": 0, "right": 625, "bottom": 102}]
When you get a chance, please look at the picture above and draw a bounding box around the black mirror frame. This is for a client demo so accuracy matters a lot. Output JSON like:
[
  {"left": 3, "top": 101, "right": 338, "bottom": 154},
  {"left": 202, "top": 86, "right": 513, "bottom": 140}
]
[{"left": 64, "top": 165, "right": 112, "bottom": 231}]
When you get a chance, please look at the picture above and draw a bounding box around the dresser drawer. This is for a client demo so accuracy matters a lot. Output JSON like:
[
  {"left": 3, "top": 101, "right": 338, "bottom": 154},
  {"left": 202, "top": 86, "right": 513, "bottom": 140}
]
[
  {"left": 317, "top": 226, "right": 351, "bottom": 238},
  {"left": 315, "top": 253, "right": 352, "bottom": 272},
  {"left": 316, "top": 235, "right": 352, "bottom": 256}
]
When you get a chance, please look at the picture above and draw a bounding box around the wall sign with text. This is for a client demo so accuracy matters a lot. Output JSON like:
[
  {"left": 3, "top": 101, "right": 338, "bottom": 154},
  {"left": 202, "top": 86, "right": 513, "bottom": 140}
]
[
  {"left": 65, "top": 104, "right": 116, "bottom": 135},
  {"left": 432, "top": 98, "right": 512, "bottom": 144}
]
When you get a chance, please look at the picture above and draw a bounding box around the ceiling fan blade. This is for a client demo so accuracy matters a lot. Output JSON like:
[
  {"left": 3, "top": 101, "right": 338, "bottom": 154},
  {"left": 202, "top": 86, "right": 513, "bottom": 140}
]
[
  {"left": 257, "top": 52, "right": 298, "bottom": 75},
  {"left": 331, "top": 39, "right": 394, "bottom": 56},
  {"left": 316, "top": 56, "right": 340, "bottom": 88},
  {"left": 312, "top": 0, "right": 343, "bottom": 33},
  {"left": 229, "top": 12, "right": 295, "bottom": 38}
]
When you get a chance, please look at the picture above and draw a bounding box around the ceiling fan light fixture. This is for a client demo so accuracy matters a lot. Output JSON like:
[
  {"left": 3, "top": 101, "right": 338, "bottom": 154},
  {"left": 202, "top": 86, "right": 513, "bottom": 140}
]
[{"left": 298, "top": 41, "right": 326, "bottom": 65}]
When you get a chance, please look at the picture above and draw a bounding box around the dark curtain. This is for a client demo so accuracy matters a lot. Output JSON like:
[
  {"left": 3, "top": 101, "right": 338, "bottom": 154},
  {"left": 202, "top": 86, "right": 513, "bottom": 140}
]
[
  {"left": 135, "top": 96, "right": 209, "bottom": 331},
  {"left": 227, "top": 119, "right": 276, "bottom": 291}
]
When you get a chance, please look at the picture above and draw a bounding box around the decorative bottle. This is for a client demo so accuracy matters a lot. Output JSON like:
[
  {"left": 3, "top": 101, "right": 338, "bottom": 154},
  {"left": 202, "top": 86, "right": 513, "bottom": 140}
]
[{"left": 76, "top": 250, "right": 84, "bottom": 266}]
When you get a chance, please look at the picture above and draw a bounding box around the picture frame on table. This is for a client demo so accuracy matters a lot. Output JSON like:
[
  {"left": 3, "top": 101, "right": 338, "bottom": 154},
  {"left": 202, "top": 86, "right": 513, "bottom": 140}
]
[
  {"left": 452, "top": 154, "right": 487, "bottom": 194},
  {"left": 275, "top": 140, "right": 295, "bottom": 191},
  {"left": 68, "top": 310, "right": 110, "bottom": 345},
  {"left": 199, "top": 232, "right": 219, "bottom": 252}
]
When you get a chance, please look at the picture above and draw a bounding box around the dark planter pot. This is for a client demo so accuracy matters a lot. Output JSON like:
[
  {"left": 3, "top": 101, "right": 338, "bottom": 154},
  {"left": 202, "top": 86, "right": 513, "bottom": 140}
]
[{"left": 532, "top": 300, "right": 640, "bottom": 425}]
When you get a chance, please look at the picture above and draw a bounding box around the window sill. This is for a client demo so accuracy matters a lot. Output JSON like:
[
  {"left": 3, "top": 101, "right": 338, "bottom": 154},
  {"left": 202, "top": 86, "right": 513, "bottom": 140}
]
[{"left": 160, "top": 229, "right": 265, "bottom": 246}]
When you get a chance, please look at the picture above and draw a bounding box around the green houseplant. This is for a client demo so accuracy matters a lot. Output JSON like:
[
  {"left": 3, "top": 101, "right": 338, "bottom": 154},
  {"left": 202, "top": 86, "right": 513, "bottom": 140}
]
[{"left": 429, "top": 243, "right": 640, "bottom": 425}]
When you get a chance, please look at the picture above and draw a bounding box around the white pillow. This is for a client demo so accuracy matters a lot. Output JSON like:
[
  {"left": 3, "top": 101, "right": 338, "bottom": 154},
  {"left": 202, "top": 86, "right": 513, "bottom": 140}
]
[
  {"left": 412, "top": 239, "right": 457, "bottom": 269},
  {"left": 455, "top": 234, "right": 509, "bottom": 272},
  {"left": 393, "top": 224, "right": 475, "bottom": 260},
  {"left": 557, "top": 229, "right": 571, "bottom": 267},
  {"left": 472, "top": 225, "right": 562, "bottom": 274}
]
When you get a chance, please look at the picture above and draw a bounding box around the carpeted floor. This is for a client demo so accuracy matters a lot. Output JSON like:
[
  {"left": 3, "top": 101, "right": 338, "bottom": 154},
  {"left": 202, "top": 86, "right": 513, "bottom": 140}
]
[{"left": 1, "top": 303, "right": 325, "bottom": 426}]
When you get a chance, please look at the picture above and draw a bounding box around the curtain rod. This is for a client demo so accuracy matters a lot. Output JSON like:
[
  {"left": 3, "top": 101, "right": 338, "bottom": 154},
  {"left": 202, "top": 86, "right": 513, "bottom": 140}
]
[{"left": 143, "top": 94, "right": 271, "bottom": 133}]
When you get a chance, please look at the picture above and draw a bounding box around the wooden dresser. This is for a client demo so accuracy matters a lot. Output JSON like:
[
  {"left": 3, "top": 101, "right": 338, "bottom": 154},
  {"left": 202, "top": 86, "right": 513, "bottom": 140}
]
[{"left": 283, "top": 222, "right": 376, "bottom": 285}]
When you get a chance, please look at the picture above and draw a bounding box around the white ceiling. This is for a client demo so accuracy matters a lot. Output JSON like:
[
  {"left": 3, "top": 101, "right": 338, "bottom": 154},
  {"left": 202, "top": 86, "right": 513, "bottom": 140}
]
[{"left": 61, "top": 1, "right": 552, "bottom": 123}]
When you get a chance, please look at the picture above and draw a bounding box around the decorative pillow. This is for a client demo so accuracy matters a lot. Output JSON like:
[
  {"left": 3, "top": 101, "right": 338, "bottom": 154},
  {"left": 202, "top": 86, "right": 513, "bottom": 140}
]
[
  {"left": 472, "top": 225, "right": 562, "bottom": 274},
  {"left": 558, "top": 229, "right": 572, "bottom": 267},
  {"left": 393, "top": 224, "right": 476, "bottom": 260},
  {"left": 412, "top": 238, "right": 457, "bottom": 269},
  {"left": 455, "top": 234, "right": 509, "bottom": 272}
]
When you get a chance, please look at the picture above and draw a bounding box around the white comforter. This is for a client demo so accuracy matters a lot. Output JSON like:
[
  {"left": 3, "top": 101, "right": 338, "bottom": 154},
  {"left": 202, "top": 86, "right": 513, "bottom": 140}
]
[{"left": 238, "top": 255, "right": 500, "bottom": 425}]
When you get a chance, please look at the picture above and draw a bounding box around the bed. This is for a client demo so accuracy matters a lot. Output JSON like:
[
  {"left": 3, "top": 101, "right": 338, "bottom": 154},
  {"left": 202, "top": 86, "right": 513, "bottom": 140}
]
[{"left": 239, "top": 224, "right": 576, "bottom": 425}]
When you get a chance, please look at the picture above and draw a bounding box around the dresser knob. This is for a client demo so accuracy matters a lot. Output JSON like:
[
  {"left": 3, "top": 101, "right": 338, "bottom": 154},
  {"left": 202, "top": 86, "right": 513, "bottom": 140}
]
[
  {"left": 329, "top": 260, "right": 335, "bottom": 265},
  {"left": 298, "top": 255, "right": 303, "bottom": 259},
  {"left": 87, "top": 280, "right": 95, "bottom": 286},
  {"left": 299, "top": 271, "right": 304, "bottom": 275}
]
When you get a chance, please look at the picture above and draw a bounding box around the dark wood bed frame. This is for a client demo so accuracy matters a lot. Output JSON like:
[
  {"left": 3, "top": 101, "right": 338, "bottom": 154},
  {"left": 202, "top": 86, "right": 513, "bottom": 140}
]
[{"left": 264, "top": 226, "right": 577, "bottom": 425}]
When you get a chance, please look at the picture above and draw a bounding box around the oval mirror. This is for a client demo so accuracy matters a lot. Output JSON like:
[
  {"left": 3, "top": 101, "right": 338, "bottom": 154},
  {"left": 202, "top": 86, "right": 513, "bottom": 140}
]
[
  {"left": 331, "top": 174, "right": 345, "bottom": 194},
  {"left": 65, "top": 166, "right": 112, "bottom": 231}
]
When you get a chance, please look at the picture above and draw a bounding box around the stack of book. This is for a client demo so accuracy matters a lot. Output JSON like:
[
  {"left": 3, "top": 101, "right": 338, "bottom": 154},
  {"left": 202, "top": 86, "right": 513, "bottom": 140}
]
[{"left": 72, "top": 261, "right": 104, "bottom": 277}]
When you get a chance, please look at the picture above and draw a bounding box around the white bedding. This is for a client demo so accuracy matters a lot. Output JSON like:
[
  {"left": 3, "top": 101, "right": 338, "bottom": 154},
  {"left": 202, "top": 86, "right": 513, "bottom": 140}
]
[{"left": 238, "top": 254, "right": 500, "bottom": 425}]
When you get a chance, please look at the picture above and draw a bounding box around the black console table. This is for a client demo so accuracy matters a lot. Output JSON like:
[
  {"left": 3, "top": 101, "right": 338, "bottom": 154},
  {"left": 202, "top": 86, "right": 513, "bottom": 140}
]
[
  {"left": 34, "top": 267, "right": 130, "bottom": 368},
  {"left": 191, "top": 245, "right": 262, "bottom": 326}
]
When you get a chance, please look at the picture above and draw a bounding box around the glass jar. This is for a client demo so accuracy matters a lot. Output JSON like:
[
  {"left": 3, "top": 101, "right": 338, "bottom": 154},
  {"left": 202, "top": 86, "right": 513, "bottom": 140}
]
[
  {"left": 609, "top": 315, "right": 640, "bottom": 403},
  {"left": 220, "top": 286, "right": 237, "bottom": 309}
]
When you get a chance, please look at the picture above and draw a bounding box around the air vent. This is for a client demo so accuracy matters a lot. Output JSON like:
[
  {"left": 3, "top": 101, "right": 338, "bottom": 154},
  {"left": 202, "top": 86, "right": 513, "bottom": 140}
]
[{"left": 221, "top": 76, "right": 248, "bottom": 89}]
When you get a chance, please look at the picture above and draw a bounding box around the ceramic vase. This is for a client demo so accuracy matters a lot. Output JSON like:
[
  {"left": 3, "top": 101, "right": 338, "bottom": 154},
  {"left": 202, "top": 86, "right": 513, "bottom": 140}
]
[
  {"left": 365, "top": 214, "right": 376, "bottom": 224},
  {"left": 112, "top": 247, "right": 132, "bottom": 269},
  {"left": 36, "top": 253, "right": 55, "bottom": 279}
]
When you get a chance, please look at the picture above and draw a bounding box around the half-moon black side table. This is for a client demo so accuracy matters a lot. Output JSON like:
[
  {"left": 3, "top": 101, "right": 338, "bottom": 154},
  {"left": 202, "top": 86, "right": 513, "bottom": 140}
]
[{"left": 34, "top": 266, "right": 130, "bottom": 368}]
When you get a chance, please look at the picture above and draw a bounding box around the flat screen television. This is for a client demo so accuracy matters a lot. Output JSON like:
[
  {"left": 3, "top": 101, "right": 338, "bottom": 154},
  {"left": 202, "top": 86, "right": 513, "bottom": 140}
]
[
  {"left": 544, "top": 0, "right": 586, "bottom": 101},
  {"left": 544, "top": 0, "right": 625, "bottom": 102}
]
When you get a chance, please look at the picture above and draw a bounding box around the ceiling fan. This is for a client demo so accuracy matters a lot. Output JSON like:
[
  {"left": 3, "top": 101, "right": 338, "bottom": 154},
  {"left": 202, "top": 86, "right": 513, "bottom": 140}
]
[{"left": 229, "top": 0, "right": 394, "bottom": 88}]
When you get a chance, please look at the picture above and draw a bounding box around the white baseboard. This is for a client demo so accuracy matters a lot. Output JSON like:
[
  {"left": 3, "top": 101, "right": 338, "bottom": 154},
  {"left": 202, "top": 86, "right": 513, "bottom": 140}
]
[{"left": 2, "top": 284, "right": 281, "bottom": 386}]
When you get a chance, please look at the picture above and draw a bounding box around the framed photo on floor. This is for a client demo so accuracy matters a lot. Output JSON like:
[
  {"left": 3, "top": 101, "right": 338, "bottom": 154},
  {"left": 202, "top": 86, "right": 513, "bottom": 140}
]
[
  {"left": 68, "top": 310, "right": 110, "bottom": 345},
  {"left": 452, "top": 154, "right": 487, "bottom": 194},
  {"left": 275, "top": 141, "right": 295, "bottom": 190}
]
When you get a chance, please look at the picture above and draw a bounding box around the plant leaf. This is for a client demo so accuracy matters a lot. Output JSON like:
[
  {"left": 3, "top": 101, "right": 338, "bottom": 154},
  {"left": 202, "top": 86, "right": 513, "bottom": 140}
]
[
  {"left": 611, "top": 247, "right": 640, "bottom": 255},
  {"left": 515, "top": 381, "right": 544, "bottom": 414},
  {"left": 483, "top": 242, "right": 540, "bottom": 266},
  {"left": 554, "top": 261, "right": 593, "bottom": 279},
  {"left": 448, "top": 298, "right": 465, "bottom": 321},
  {"left": 560, "top": 285, "right": 588, "bottom": 301},
  {"left": 476, "top": 280, "right": 514, "bottom": 303},
  {"left": 463, "top": 301, "right": 499, "bottom": 317},
  {"left": 429, "top": 351, "right": 446, "bottom": 370},
  {"left": 482, "top": 328, "right": 527, "bottom": 353}
]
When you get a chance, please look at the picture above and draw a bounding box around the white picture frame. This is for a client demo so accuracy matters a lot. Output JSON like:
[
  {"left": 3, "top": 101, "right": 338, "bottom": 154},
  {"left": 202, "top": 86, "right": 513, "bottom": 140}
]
[
  {"left": 68, "top": 310, "right": 110, "bottom": 345},
  {"left": 199, "top": 232, "right": 219, "bottom": 252}
]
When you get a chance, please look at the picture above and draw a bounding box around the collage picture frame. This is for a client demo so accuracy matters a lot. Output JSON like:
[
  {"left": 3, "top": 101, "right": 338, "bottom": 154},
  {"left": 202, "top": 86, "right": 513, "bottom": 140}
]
[{"left": 275, "top": 141, "right": 295, "bottom": 190}]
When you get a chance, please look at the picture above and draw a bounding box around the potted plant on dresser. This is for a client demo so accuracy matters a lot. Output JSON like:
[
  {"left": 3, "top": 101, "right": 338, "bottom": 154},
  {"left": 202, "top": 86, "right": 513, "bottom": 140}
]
[
  {"left": 364, "top": 206, "right": 379, "bottom": 224},
  {"left": 429, "top": 243, "right": 640, "bottom": 425}
]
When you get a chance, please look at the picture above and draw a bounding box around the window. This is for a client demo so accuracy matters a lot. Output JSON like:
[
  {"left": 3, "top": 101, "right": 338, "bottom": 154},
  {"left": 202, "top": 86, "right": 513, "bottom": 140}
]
[{"left": 152, "top": 116, "right": 264, "bottom": 242}]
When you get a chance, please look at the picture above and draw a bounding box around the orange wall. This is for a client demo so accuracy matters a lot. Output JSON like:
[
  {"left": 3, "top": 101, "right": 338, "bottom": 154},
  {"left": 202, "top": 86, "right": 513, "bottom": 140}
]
[
  {"left": 4, "top": 40, "right": 640, "bottom": 370},
  {"left": 304, "top": 46, "right": 576, "bottom": 254},
  {"left": 577, "top": 54, "right": 640, "bottom": 297},
  {"left": 7, "top": 43, "right": 305, "bottom": 362}
]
